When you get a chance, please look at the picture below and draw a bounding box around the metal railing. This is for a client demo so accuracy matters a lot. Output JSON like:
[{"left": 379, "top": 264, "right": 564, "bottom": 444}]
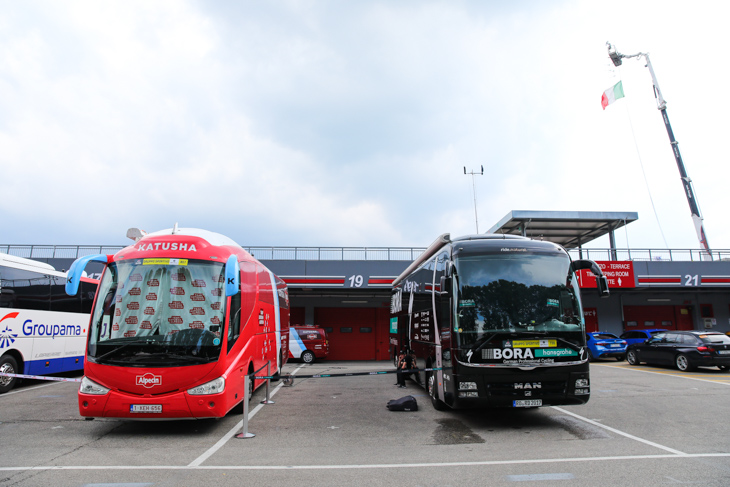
[
  {"left": 566, "top": 248, "right": 730, "bottom": 262},
  {"left": 0, "top": 244, "right": 427, "bottom": 262},
  {"left": 2, "top": 244, "right": 729, "bottom": 262}
]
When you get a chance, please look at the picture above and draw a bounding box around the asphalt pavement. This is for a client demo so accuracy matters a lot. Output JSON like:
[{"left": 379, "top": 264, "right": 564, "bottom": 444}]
[{"left": 1, "top": 360, "right": 730, "bottom": 486}]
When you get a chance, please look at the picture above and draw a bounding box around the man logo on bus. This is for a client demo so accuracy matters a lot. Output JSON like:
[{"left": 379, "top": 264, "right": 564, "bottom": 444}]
[
  {"left": 136, "top": 373, "right": 162, "bottom": 388},
  {"left": 0, "top": 312, "right": 19, "bottom": 349}
]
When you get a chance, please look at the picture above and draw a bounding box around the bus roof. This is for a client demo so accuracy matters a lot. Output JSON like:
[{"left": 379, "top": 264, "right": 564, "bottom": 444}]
[
  {"left": 144, "top": 228, "right": 241, "bottom": 248},
  {"left": 0, "top": 252, "right": 66, "bottom": 277}
]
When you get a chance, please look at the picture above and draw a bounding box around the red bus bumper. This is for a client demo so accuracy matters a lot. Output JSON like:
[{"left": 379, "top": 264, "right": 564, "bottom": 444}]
[{"left": 79, "top": 389, "right": 234, "bottom": 419}]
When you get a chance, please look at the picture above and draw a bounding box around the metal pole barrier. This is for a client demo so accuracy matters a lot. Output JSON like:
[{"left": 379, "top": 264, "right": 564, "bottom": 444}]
[
  {"left": 261, "top": 361, "right": 274, "bottom": 405},
  {"left": 235, "top": 374, "right": 255, "bottom": 439}
]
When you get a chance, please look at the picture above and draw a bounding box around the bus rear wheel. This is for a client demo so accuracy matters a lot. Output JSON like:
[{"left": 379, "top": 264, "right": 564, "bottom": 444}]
[{"left": 0, "top": 355, "right": 19, "bottom": 394}]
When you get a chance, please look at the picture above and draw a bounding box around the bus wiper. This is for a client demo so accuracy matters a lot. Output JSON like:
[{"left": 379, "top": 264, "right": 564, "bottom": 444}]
[
  {"left": 156, "top": 352, "right": 210, "bottom": 363},
  {"left": 468, "top": 333, "right": 500, "bottom": 357},
  {"left": 94, "top": 339, "right": 158, "bottom": 362}
]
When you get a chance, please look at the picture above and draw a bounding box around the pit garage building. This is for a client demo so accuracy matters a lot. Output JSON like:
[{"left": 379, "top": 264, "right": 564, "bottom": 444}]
[{"left": 6, "top": 210, "right": 730, "bottom": 361}]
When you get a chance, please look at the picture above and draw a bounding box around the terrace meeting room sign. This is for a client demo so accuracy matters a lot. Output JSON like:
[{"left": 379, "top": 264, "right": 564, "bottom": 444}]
[{"left": 577, "top": 261, "right": 635, "bottom": 289}]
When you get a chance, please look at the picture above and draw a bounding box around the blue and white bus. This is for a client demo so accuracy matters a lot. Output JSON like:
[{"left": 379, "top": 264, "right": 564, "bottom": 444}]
[{"left": 0, "top": 253, "right": 97, "bottom": 393}]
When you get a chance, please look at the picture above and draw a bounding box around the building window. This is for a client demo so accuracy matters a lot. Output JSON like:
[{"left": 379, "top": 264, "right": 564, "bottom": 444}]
[
  {"left": 340, "top": 327, "right": 352, "bottom": 333},
  {"left": 359, "top": 327, "right": 372, "bottom": 333},
  {"left": 700, "top": 304, "right": 714, "bottom": 318}
]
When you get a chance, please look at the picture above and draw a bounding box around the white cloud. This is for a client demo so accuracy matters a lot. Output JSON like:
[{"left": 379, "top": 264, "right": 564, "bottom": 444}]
[{"left": 1, "top": 0, "right": 729, "bottom": 253}]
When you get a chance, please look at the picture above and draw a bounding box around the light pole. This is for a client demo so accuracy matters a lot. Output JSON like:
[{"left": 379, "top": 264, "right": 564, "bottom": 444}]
[
  {"left": 607, "top": 42, "right": 711, "bottom": 256},
  {"left": 464, "top": 166, "right": 483, "bottom": 234}
]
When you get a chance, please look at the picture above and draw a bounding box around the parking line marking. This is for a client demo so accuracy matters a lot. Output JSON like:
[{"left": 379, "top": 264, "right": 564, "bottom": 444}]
[
  {"left": 551, "top": 406, "right": 686, "bottom": 455},
  {"left": 187, "top": 365, "right": 305, "bottom": 467},
  {"left": 0, "top": 380, "right": 63, "bottom": 397},
  {"left": 595, "top": 363, "right": 730, "bottom": 386},
  {"left": 3, "top": 453, "right": 730, "bottom": 472}
]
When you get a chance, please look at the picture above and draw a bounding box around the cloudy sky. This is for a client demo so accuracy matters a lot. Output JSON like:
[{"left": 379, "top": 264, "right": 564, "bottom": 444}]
[{"left": 2, "top": 0, "right": 728, "bottom": 251}]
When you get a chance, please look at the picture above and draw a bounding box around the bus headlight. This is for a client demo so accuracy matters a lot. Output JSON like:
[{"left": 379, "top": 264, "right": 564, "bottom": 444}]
[
  {"left": 575, "top": 378, "right": 589, "bottom": 388},
  {"left": 187, "top": 377, "right": 225, "bottom": 395},
  {"left": 79, "top": 376, "right": 110, "bottom": 395},
  {"left": 459, "top": 382, "right": 478, "bottom": 390}
]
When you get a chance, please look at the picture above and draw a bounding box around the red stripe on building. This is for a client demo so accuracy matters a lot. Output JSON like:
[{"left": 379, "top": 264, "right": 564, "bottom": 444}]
[
  {"left": 638, "top": 278, "right": 682, "bottom": 284},
  {"left": 368, "top": 279, "right": 393, "bottom": 285},
  {"left": 284, "top": 278, "right": 345, "bottom": 285},
  {"left": 701, "top": 278, "right": 730, "bottom": 284}
]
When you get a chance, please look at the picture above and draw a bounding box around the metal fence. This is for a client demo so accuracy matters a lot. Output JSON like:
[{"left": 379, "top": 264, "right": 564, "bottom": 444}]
[
  {"left": 2, "top": 244, "right": 728, "bottom": 262},
  {"left": 566, "top": 248, "right": 730, "bottom": 262},
  {"left": 0, "top": 244, "right": 427, "bottom": 262}
]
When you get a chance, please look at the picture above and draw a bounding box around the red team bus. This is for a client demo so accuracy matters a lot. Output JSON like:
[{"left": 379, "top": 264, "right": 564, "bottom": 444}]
[{"left": 65, "top": 227, "right": 289, "bottom": 419}]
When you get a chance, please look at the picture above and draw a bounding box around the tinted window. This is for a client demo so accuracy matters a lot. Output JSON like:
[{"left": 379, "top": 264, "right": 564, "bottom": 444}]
[
  {"left": 665, "top": 333, "right": 681, "bottom": 343},
  {"left": 699, "top": 334, "right": 730, "bottom": 344},
  {"left": 679, "top": 334, "right": 697, "bottom": 345},
  {"left": 649, "top": 333, "right": 666, "bottom": 343},
  {"left": 299, "top": 330, "right": 321, "bottom": 340},
  {"left": 593, "top": 333, "right": 618, "bottom": 340}
]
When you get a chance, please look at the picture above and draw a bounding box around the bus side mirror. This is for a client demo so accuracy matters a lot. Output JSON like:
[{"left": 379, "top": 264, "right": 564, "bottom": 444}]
[
  {"left": 225, "top": 255, "right": 240, "bottom": 297},
  {"left": 570, "top": 259, "right": 610, "bottom": 298},
  {"left": 65, "top": 254, "right": 109, "bottom": 296},
  {"left": 596, "top": 275, "right": 610, "bottom": 298}
]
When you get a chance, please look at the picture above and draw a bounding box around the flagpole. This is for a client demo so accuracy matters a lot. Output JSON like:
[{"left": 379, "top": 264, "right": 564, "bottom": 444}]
[{"left": 606, "top": 42, "right": 711, "bottom": 257}]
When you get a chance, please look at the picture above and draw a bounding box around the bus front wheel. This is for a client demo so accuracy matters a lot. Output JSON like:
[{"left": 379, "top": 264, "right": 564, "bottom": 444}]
[
  {"left": 0, "top": 355, "right": 19, "bottom": 394},
  {"left": 426, "top": 370, "right": 446, "bottom": 411}
]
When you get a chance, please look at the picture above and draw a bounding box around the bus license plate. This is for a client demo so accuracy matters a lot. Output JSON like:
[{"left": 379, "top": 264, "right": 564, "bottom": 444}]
[
  {"left": 130, "top": 404, "right": 162, "bottom": 413},
  {"left": 513, "top": 399, "right": 542, "bottom": 407}
]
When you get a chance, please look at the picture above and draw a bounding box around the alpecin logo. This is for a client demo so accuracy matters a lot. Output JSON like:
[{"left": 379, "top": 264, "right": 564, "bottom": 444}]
[
  {"left": 0, "top": 312, "right": 20, "bottom": 349},
  {"left": 136, "top": 373, "right": 162, "bottom": 388}
]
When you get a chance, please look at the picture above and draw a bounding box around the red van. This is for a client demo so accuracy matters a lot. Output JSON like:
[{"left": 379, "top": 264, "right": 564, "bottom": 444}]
[{"left": 289, "top": 325, "right": 329, "bottom": 363}]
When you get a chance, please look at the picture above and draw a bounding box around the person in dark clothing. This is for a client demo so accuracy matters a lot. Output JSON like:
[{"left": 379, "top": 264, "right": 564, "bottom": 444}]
[{"left": 396, "top": 349, "right": 416, "bottom": 388}]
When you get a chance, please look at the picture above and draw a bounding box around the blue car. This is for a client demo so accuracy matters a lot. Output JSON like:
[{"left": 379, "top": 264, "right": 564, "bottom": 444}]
[
  {"left": 586, "top": 332, "right": 627, "bottom": 361},
  {"left": 620, "top": 329, "right": 666, "bottom": 346}
]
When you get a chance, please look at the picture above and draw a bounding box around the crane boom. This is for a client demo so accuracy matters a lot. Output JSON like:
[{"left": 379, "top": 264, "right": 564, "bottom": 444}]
[{"left": 607, "top": 43, "right": 711, "bottom": 254}]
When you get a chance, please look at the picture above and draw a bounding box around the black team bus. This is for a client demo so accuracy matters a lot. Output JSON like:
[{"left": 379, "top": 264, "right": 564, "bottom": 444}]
[{"left": 390, "top": 233, "right": 609, "bottom": 410}]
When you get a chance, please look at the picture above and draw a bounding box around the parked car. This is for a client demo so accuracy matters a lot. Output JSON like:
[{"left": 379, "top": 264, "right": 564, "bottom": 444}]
[
  {"left": 289, "top": 325, "right": 329, "bottom": 363},
  {"left": 620, "top": 329, "right": 667, "bottom": 346},
  {"left": 586, "top": 332, "right": 627, "bottom": 361},
  {"left": 626, "top": 331, "right": 730, "bottom": 371}
]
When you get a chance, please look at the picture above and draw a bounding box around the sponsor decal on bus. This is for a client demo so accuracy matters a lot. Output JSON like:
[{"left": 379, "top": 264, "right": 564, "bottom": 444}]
[
  {"left": 510, "top": 340, "right": 557, "bottom": 348},
  {"left": 138, "top": 242, "right": 197, "bottom": 253},
  {"left": 136, "top": 373, "right": 162, "bottom": 387}
]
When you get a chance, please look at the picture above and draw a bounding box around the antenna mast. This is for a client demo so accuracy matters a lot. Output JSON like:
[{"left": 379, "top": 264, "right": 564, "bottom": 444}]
[{"left": 464, "top": 166, "right": 484, "bottom": 233}]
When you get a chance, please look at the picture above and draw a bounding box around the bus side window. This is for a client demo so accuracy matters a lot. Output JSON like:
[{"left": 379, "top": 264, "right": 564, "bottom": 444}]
[
  {"left": 227, "top": 291, "right": 241, "bottom": 352},
  {"left": 240, "top": 262, "right": 257, "bottom": 329}
]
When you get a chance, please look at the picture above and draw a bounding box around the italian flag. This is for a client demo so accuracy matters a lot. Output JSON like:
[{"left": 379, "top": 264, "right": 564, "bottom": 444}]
[{"left": 601, "top": 80, "right": 625, "bottom": 110}]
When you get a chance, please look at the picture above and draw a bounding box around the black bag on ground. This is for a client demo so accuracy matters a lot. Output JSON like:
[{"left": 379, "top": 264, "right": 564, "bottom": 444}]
[{"left": 387, "top": 395, "right": 418, "bottom": 411}]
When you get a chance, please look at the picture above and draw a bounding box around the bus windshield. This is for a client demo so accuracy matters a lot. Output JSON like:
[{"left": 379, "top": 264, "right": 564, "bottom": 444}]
[
  {"left": 454, "top": 252, "right": 583, "bottom": 349},
  {"left": 88, "top": 259, "right": 226, "bottom": 366}
]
